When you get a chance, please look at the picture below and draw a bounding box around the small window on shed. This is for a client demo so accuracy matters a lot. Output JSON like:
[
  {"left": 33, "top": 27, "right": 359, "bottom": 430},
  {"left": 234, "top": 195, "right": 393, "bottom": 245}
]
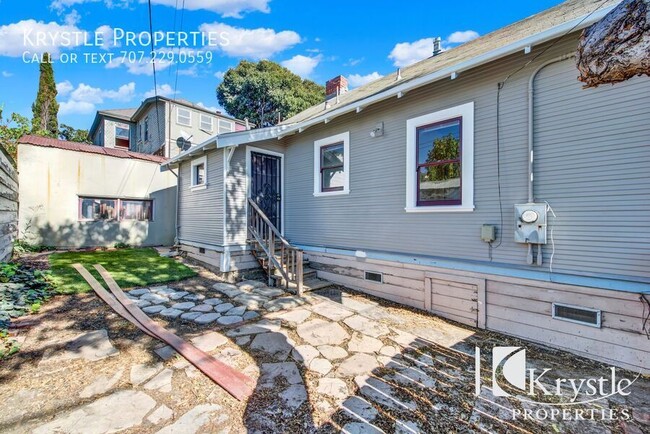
[{"left": 190, "top": 156, "right": 207, "bottom": 189}]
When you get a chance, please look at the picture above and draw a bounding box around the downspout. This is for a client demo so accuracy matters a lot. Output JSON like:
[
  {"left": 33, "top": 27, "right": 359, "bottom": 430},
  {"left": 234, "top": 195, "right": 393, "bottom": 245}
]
[
  {"left": 167, "top": 166, "right": 180, "bottom": 245},
  {"left": 528, "top": 53, "right": 575, "bottom": 202}
]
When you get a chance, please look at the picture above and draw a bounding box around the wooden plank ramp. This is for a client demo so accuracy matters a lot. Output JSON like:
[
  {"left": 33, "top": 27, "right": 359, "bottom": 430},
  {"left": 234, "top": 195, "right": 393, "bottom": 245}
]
[{"left": 72, "top": 263, "right": 254, "bottom": 401}]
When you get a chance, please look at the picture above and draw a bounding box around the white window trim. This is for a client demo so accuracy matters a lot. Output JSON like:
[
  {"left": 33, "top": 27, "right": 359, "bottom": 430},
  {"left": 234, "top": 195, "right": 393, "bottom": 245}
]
[
  {"left": 218, "top": 119, "right": 234, "bottom": 134},
  {"left": 177, "top": 107, "right": 192, "bottom": 127},
  {"left": 313, "top": 131, "right": 350, "bottom": 197},
  {"left": 190, "top": 155, "right": 207, "bottom": 190},
  {"left": 199, "top": 114, "right": 213, "bottom": 132},
  {"left": 405, "top": 101, "right": 474, "bottom": 213},
  {"left": 114, "top": 124, "right": 130, "bottom": 139}
]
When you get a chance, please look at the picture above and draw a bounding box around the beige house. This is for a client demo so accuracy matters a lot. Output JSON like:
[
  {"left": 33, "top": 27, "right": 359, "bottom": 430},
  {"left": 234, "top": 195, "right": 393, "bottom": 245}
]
[{"left": 17, "top": 135, "right": 177, "bottom": 248}]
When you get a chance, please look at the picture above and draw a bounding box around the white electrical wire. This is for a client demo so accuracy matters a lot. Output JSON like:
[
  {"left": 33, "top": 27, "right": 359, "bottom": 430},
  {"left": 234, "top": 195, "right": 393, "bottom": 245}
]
[{"left": 545, "top": 201, "right": 557, "bottom": 274}]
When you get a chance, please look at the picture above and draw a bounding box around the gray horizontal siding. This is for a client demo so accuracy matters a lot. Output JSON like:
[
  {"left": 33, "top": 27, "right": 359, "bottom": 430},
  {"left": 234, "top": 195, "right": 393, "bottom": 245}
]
[
  {"left": 178, "top": 150, "right": 224, "bottom": 246},
  {"left": 226, "top": 142, "right": 286, "bottom": 246},
  {"left": 274, "top": 35, "right": 650, "bottom": 283},
  {"left": 533, "top": 60, "right": 650, "bottom": 280}
]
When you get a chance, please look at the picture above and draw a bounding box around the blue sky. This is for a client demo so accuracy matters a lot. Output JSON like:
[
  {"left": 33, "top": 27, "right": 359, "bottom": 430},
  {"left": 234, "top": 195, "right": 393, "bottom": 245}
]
[{"left": 0, "top": 0, "right": 563, "bottom": 130}]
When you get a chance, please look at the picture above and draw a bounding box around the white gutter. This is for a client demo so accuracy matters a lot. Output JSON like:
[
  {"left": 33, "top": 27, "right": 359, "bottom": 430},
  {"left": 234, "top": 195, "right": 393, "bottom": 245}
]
[{"left": 162, "top": 6, "right": 614, "bottom": 169}]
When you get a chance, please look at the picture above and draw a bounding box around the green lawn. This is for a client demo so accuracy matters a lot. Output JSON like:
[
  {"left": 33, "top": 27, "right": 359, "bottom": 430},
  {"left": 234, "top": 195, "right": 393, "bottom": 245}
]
[{"left": 49, "top": 248, "right": 197, "bottom": 294}]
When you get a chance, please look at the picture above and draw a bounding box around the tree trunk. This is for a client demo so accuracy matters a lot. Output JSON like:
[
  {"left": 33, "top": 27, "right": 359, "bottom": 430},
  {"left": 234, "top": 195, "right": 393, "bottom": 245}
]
[{"left": 577, "top": 0, "right": 650, "bottom": 88}]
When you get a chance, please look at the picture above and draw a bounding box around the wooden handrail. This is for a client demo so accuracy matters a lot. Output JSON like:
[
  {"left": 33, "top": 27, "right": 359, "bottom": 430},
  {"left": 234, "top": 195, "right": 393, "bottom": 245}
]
[
  {"left": 247, "top": 198, "right": 303, "bottom": 295},
  {"left": 247, "top": 198, "right": 292, "bottom": 248}
]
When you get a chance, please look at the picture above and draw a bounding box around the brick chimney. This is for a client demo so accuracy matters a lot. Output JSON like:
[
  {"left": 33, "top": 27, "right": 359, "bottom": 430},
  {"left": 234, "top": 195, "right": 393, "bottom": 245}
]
[{"left": 325, "top": 75, "right": 348, "bottom": 99}]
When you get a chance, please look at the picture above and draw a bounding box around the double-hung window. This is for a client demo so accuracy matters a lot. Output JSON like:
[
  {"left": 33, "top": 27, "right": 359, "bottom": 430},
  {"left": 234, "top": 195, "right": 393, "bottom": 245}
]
[
  {"left": 406, "top": 102, "right": 474, "bottom": 212},
  {"left": 218, "top": 119, "right": 234, "bottom": 134},
  {"left": 200, "top": 114, "right": 213, "bottom": 132},
  {"left": 190, "top": 156, "right": 207, "bottom": 189},
  {"left": 144, "top": 117, "right": 149, "bottom": 141},
  {"left": 314, "top": 132, "right": 350, "bottom": 196},
  {"left": 177, "top": 107, "right": 191, "bottom": 126}
]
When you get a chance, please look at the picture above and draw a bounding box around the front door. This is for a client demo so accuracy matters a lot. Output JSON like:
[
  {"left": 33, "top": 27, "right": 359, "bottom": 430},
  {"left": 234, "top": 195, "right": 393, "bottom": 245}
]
[{"left": 250, "top": 152, "right": 282, "bottom": 230}]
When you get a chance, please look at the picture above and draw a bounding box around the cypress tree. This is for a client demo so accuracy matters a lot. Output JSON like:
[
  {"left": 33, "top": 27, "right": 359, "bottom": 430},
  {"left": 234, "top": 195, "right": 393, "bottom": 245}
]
[{"left": 31, "top": 53, "right": 59, "bottom": 137}]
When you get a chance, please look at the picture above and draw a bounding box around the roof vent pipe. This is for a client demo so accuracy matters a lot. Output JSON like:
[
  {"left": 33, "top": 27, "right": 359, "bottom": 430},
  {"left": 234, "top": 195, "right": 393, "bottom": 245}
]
[{"left": 432, "top": 37, "right": 442, "bottom": 56}]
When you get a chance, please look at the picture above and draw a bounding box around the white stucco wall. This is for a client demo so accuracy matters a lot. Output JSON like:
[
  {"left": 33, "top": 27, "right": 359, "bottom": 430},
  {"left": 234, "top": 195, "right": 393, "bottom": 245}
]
[{"left": 17, "top": 144, "right": 177, "bottom": 248}]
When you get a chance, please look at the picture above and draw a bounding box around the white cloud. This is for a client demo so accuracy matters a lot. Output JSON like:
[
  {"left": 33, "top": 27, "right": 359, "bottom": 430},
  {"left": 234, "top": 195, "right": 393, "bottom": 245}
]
[
  {"left": 147, "top": 0, "right": 270, "bottom": 18},
  {"left": 106, "top": 55, "right": 172, "bottom": 75},
  {"left": 59, "top": 100, "right": 96, "bottom": 115},
  {"left": 58, "top": 81, "right": 136, "bottom": 115},
  {"left": 0, "top": 19, "right": 86, "bottom": 57},
  {"left": 447, "top": 30, "right": 479, "bottom": 44},
  {"left": 56, "top": 80, "right": 74, "bottom": 95},
  {"left": 280, "top": 54, "right": 321, "bottom": 78},
  {"left": 199, "top": 22, "right": 300, "bottom": 59},
  {"left": 95, "top": 25, "right": 116, "bottom": 49},
  {"left": 196, "top": 101, "right": 220, "bottom": 112},
  {"left": 64, "top": 10, "right": 81, "bottom": 25},
  {"left": 51, "top": 0, "right": 131, "bottom": 12},
  {"left": 348, "top": 72, "right": 382, "bottom": 88},
  {"left": 144, "top": 83, "right": 175, "bottom": 98},
  {"left": 388, "top": 30, "right": 480, "bottom": 67},
  {"left": 214, "top": 70, "right": 225, "bottom": 79},
  {"left": 345, "top": 57, "right": 364, "bottom": 67},
  {"left": 388, "top": 37, "right": 436, "bottom": 68},
  {"left": 2, "top": 71, "right": 13, "bottom": 78}
]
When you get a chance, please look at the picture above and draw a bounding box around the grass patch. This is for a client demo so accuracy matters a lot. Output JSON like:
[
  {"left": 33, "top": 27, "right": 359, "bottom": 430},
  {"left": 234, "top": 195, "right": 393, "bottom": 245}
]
[{"left": 49, "top": 248, "right": 196, "bottom": 294}]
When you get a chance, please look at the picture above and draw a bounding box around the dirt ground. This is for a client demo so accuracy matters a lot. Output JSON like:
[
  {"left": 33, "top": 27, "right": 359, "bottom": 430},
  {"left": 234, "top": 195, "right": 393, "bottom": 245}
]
[{"left": 0, "top": 258, "right": 648, "bottom": 434}]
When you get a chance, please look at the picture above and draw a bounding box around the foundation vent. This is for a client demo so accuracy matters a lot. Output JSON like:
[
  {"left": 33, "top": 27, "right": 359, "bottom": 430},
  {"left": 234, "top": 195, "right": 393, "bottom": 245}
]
[
  {"left": 552, "top": 303, "right": 601, "bottom": 328},
  {"left": 364, "top": 271, "right": 383, "bottom": 283}
]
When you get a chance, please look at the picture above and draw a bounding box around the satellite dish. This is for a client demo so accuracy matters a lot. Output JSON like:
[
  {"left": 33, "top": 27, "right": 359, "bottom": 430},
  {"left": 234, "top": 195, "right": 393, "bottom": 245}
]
[
  {"left": 176, "top": 130, "right": 193, "bottom": 150},
  {"left": 176, "top": 137, "right": 192, "bottom": 151}
]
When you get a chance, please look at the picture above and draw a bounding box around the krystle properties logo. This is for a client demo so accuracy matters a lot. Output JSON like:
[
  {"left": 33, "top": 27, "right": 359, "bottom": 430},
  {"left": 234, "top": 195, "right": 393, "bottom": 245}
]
[
  {"left": 475, "top": 346, "right": 638, "bottom": 421},
  {"left": 491, "top": 346, "right": 526, "bottom": 397}
]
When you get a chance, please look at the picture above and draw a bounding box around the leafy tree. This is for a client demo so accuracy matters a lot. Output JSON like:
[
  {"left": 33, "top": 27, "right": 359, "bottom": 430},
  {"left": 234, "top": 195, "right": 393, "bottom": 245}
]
[
  {"left": 423, "top": 134, "right": 460, "bottom": 181},
  {"left": 0, "top": 108, "right": 31, "bottom": 162},
  {"left": 31, "top": 53, "right": 59, "bottom": 137},
  {"left": 59, "top": 124, "right": 90, "bottom": 143},
  {"left": 217, "top": 60, "right": 325, "bottom": 128}
]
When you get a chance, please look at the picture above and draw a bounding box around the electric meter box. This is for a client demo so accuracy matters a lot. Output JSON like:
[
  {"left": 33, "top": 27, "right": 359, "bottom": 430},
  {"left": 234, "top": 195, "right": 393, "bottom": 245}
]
[{"left": 514, "top": 203, "right": 547, "bottom": 244}]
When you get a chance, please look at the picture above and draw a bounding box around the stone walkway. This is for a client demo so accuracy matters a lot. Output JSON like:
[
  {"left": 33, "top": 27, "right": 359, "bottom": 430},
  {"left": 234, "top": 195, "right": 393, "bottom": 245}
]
[{"left": 1, "top": 274, "right": 648, "bottom": 434}]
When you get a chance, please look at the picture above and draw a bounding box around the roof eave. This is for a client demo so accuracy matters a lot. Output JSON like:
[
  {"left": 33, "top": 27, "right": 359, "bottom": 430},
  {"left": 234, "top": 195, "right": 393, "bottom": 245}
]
[
  {"left": 284, "top": 6, "right": 614, "bottom": 130},
  {"left": 160, "top": 6, "right": 615, "bottom": 168}
]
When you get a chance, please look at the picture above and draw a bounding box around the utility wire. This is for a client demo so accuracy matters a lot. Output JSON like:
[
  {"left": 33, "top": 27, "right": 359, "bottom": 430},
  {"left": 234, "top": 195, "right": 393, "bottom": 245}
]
[
  {"left": 147, "top": 0, "right": 164, "bottom": 155},
  {"left": 167, "top": 0, "right": 179, "bottom": 79},
  {"left": 173, "top": 0, "right": 186, "bottom": 101},
  {"left": 489, "top": 0, "right": 610, "bottom": 250}
]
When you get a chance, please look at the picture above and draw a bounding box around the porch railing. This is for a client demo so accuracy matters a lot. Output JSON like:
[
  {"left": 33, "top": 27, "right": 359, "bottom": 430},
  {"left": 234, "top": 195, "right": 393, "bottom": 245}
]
[{"left": 247, "top": 198, "right": 303, "bottom": 295}]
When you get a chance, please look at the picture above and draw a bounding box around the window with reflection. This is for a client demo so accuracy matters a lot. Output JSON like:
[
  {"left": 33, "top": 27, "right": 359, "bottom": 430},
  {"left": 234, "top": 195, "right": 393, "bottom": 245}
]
[{"left": 416, "top": 118, "right": 462, "bottom": 206}]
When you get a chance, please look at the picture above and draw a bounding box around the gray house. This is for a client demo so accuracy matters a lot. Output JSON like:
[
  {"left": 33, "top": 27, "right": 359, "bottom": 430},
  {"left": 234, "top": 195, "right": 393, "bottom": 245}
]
[
  {"left": 163, "top": 0, "right": 650, "bottom": 373},
  {"left": 89, "top": 97, "right": 248, "bottom": 158}
]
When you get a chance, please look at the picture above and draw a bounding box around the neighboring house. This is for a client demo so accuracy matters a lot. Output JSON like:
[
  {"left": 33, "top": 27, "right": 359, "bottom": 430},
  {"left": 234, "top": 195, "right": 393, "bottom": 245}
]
[
  {"left": 89, "top": 97, "right": 248, "bottom": 159},
  {"left": 164, "top": 0, "right": 650, "bottom": 373},
  {"left": 89, "top": 108, "right": 137, "bottom": 149},
  {"left": 17, "top": 135, "right": 176, "bottom": 248}
]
